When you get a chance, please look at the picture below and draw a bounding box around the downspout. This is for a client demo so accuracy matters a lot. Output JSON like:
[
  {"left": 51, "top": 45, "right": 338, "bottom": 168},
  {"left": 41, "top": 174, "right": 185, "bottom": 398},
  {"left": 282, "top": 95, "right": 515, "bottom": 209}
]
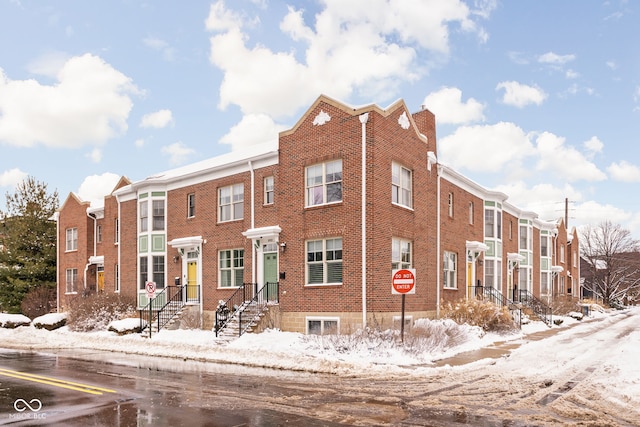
[
  {"left": 55, "top": 212, "right": 60, "bottom": 313},
  {"left": 248, "top": 161, "right": 256, "bottom": 285},
  {"left": 116, "top": 196, "right": 121, "bottom": 294},
  {"left": 84, "top": 211, "right": 97, "bottom": 292},
  {"left": 360, "top": 112, "right": 369, "bottom": 328},
  {"left": 436, "top": 162, "right": 442, "bottom": 318}
]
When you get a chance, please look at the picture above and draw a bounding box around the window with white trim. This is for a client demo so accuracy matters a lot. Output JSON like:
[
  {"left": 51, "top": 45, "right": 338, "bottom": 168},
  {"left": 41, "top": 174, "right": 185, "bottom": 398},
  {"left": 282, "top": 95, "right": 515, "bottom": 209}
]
[
  {"left": 469, "top": 202, "right": 474, "bottom": 224},
  {"left": 391, "top": 238, "right": 412, "bottom": 270},
  {"left": 115, "top": 264, "right": 120, "bottom": 292},
  {"left": 114, "top": 218, "right": 119, "bottom": 244},
  {"left": 392, "top": 162, "right": 412, "bottom": 208},
  {"left": 443, "top": 251, "right": 457, "bottom": 289},
  {"left": 152, "top": 200, "right": 165, "bottom": 231},
  {"left": 219, "top": 249, "right": 244, "bottom": 287},
  {"left": 66, "top": 228, "right": 78, "bottom": 251},
  {"left": 306, "top": 238, "right": 343, "bottom": 285},
  {"left": 187, "top": 193, "right": 196, "bottom": 218},
  {"left": 219, "top": 184, "right": 244, "bottom": 222},
  {"left": 139, "top": 200, "right": 148, "bottom": 232},
  {"left": 307, "top": 317, "right": 339, "bottom": 335},
  {"left": 152, "top": 255, "right": 165, "bottom": 288},
  {"left": 97, "top": 225, "right": 102, "bottom": 243},
  {"left": 305, "top": 160, "right": 342, "bottom": 207},
  {"left": 65, "top": 268, "right": 78, "bottom": 293},
  {"left": 448, "top": 192, "right": 454, "bottom": 217},
  {"left": 264, "top": 176, "right": 274, "bottom": 205}
]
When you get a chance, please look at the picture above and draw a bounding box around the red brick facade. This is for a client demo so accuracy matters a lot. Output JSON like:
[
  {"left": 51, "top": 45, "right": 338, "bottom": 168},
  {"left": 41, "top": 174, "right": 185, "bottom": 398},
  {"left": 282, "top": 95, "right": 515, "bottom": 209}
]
[{"left": 56, "top": 95, "right": 580, "bottom": 333}]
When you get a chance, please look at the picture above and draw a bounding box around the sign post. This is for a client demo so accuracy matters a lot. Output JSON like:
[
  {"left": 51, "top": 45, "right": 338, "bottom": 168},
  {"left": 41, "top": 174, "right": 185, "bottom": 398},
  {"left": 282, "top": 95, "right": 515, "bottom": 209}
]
[
  {"left": 392, "top": 269, "right": 416, "bottom": 342},
  {"left": 145, "top": 281, "right": 156, "bottom": 338}
]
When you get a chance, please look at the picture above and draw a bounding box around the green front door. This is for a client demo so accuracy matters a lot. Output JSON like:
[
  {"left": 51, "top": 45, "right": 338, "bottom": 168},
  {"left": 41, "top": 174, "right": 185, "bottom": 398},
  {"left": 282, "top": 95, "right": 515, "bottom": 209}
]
[{"left": 263, "top": 252, "right": 278, "bottom": 301}]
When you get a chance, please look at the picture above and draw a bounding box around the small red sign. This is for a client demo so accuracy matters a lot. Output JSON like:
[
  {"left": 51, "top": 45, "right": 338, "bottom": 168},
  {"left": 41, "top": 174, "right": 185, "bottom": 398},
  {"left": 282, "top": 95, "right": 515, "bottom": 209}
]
[
  {"left": 145, "top": 281, "right": 156, "bottom": 298},
  {"left": 392, "top": 269, "right": 416, "bottom": 295}
]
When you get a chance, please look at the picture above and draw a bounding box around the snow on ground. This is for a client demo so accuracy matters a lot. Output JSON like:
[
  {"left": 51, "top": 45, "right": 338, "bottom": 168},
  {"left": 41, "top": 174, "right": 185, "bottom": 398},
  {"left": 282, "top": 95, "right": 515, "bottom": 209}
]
[{"left": 0, "top": 306, "right": 636, "bottom": 382}]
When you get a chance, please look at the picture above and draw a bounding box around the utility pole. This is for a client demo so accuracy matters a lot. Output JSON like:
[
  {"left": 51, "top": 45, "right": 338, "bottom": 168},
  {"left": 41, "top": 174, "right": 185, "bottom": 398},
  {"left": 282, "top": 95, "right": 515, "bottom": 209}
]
[{"left": 565, "top": 197, "right": 569, "bottom": 229}]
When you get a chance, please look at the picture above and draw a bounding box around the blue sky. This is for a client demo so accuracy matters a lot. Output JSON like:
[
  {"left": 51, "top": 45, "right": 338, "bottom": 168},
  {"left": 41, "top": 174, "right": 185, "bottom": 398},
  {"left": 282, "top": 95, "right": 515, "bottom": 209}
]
[{"left": 1, "top": 1, "right": 639, "bottom": 238}]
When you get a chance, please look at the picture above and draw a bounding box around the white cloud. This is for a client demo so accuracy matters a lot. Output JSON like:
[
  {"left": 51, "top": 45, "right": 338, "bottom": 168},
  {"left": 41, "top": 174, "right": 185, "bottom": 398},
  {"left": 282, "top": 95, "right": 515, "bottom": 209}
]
[
  {"left": 26, "top": 51, "right": 71, "bottom": 78},
  {"left": 135, "top": 138, "right": 145, "bottom": 148},
  {"left": 77, "top": 172, "right": 121, "bottom": 206},
  {"left": 438, "top": 122, "right": 534, "bottom": 172},
  {"left": 0, "top": 54, "right": 138, "bottom": 148},
  {"left": 0, "top": 168, "right": 28, "bottom": 188},
  {"left": 496, "top": 81, "right": 547, "bottom": 108},
  {"left": 140, "top": 109, "right": 174, "bottom": 129},
  {"left": 206, "top": 0, "right": 489, "bottom": 122},
  {"left": 143, "top": 36, "right": 176, "bottom": 61},
  {"left": 421, "top": 87, "right": 485, "bottom": 124},
  {"left": 538, "top": 52, "right": 576, "bottom": 65},
  {"left": 565, "top": 69, "right": 579, "bottom": 79},
  {"left": 493, "top": 181, "right": 582, "bottom": 221},
  {"left": 583, "top": 136, "right": 603, "bottom": 157},
  {"left": 161, "top": 142, "right": 195, "bottom": 166},
  {"left": 219, "top": 114, "right": 287, "bottom": 151},
  {"left": 607, "top": 161, "right": 640, "bottom": 182},
  {"left": 87, "top": 147, "right": 103, "bottom": 163},
  {"left": 534, "top": 132, "right": 606, "bottom": 182}
]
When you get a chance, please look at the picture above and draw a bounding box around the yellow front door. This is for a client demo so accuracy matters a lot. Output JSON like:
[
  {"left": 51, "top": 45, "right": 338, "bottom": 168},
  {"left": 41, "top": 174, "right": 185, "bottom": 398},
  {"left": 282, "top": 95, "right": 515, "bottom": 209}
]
[
  {"left": 187, "top": 261, "right": 197, "bottom": 301},
  {"left": 98, "top": 271, "right": 105, "bottom": 292}
]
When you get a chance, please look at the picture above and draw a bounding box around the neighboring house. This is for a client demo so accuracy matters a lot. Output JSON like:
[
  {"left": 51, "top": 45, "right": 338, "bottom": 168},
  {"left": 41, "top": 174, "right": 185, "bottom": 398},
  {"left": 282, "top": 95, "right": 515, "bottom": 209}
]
[{"left": 56, "top": 95, "right": 579, "bottom": 334}]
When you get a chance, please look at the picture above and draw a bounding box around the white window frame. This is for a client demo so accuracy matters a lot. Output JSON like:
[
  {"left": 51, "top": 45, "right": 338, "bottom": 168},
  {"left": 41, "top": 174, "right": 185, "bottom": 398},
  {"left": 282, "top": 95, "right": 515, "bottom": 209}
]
[
  {"left": 219, "top": 184, "right": 244, "bottom": 222},
  {"left": 306, "top": 238, "right": 343, "bottom": 285},
  {"left": 306, "top": 317, "right": 339, "bottom": 335},
  {"left": 219, "top": 249, "right": 244, "bottom": 288},
  {"left": 443, "top": 251, "right": 457, "bottom": 289},
  {"left": 114, "top": 218, "right": 119, "bottom": 244},
  {"left": 65, "top": 268, "right": 78, "bottom": 294},
  {"left": 66, "top": 227, "right": 78, "bottom": 252},
  {"left": 115, "top": 264, "right": 120, "bottom": 293},
  {"left": 264, "top": 176, "right": 274, "bottom": 205},
  {"left": 187, "top": 193, "right": 196, "bottom": 218},
  {"left": 305, "top": 160, "right": 342, "bottom": 207},
  {"left": 392, "top": 238, "right": 412, "bottom": 270},
  {"left": 469, "top": 202, "right": 474, "bottom": 225},
  {"left": 448, "top": 193, "right": 454, "bottom": 217},
  {"left": 392, "top": 162, "right": 412, "bottom": 209},
  {"left": 96, "top": 225, "right": 102, "bottom": 243}
]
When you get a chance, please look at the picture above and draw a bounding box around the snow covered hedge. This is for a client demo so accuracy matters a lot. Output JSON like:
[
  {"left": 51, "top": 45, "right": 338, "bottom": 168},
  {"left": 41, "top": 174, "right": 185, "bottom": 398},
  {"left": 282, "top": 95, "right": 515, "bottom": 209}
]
[
  {"left": 33, "top": 313, "right": 67, "bottom": 330},
  {"left": 0, "top": 313, "right": 31, "bottom": 329},
  {"left": 108, "top": 318, "right": 145, "bottom": 335}
]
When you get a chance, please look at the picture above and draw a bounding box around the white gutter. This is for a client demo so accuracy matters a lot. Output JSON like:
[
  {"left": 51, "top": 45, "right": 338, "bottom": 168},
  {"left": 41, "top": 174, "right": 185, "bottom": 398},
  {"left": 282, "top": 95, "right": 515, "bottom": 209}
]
[
  {"left": 359, "top": 112, "right": 369, "bottom": 328},
  {"left": 248, "top": 161, "right": 256, "bottom": 285},
  {"left": 435, "top": 162, "right": 442, "bottom": 318},
  {"left": 83, "top": 211, "right": 97, "bottom": 292},
  {"left": 54, "top": 212, "right": 60, "bottom": 312}
]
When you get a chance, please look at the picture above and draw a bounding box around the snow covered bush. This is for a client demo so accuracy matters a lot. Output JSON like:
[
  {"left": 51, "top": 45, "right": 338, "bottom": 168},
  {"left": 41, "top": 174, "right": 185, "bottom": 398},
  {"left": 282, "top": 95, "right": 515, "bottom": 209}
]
[
  {"left": 108, "top": 318, "right": 144, "bottom": 335},
  {"left": 66, "top": 293, "right": 137, "bottom": 332},
  {"left": 440, "top": 298, "right": 517, "bottom": 332},
  {"left": 33, "top": 313, "right": 67, "bottom": 330},
  {"left": 0, "top": 313, "right": 31, "bottom": 328}
]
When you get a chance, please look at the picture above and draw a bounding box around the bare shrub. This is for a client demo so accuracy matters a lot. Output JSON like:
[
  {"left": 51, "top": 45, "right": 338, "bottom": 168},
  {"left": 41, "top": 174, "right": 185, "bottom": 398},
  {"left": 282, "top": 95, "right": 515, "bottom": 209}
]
[
  {"left": 440, "top": 298, "right": 517, "bottom": 332},
  {"left": 67, "top": 293, "right": 137, "bottom": 332},
  {"left": 20, "top": 285, "right": 56, "bottom": 319}
]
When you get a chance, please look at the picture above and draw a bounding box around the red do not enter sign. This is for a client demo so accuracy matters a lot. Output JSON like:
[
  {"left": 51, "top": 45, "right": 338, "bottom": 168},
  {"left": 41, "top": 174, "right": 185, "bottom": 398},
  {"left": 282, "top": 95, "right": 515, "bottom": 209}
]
[{"left": 392, "top": 269, "right": 416, "bottom": 294}]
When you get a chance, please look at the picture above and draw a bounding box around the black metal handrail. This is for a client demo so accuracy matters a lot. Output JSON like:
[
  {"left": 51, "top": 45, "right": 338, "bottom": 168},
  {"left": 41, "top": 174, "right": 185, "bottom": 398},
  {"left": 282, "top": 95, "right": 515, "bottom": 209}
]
[
  {"left": 139, "top": 285, "right": 185, "bottom": 337},
  {"left": 519, "top": 289, "right": 552, "bottom": 327},
  {"left": 470, "top": 285, "right": 523, "bottom": 328},
  {"left": 215, "top": 282, "right": 279, "bottom": 337}
]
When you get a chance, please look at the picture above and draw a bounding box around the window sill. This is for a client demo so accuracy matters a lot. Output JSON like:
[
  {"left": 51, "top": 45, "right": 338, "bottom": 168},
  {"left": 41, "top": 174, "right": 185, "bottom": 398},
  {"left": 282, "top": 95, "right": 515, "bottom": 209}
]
[
  {"left": 304, "top": 282, "right": 343, "bottom": 288},
  {"left": 305, "top": 201, "right": 343, "bottom": 210},
  {"left": 65, "top": 292, "right": 79, "bottom": 295},
  {"left": 443, "top": 287, "right": 458, "bottom": 291},
  {"left": 392, "top": 202, "right": 414, "bottom": 212}
]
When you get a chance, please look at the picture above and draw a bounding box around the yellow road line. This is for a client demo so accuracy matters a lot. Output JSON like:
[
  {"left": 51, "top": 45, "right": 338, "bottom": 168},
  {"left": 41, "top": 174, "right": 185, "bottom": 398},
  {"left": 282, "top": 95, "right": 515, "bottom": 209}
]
[{"left": 0, "top": 368, "right": 117, "bottom": 395}]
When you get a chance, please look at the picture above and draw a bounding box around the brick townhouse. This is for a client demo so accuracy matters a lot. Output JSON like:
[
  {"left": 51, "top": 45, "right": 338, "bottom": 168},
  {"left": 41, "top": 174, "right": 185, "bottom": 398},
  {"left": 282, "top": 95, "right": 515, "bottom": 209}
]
[{"left": 56, "top": 94, "right": 580, "bottom": 333}]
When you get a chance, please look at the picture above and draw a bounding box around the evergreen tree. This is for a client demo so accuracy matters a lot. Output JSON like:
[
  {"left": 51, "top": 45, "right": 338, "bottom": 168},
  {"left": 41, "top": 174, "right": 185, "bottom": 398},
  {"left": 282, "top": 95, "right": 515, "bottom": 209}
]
[{"left": 0, "top": 177, "right": 59, "bottom": 314}]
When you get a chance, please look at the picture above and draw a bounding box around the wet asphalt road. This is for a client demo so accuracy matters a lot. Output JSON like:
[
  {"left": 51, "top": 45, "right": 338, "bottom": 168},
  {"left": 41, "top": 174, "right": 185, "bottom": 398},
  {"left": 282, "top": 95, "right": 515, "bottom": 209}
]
[{"left": 0, "top": 350, "right": 350, "bottom": 426}]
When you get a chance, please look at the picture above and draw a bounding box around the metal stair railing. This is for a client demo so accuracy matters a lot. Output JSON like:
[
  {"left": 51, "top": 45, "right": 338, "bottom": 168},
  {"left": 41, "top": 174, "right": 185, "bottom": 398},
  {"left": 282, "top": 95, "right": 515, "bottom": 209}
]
[
  {"left": 470, "top": 285, "right": 523, "bottom": 328},
  {"left": 139, "top": 285, "right": 186, "bottom": 338},
  {"left": 518, "top": 289, "right": 552, "bottom": 327},
  {"left": 215, "top": 282, "right": 279, "bottom": 337}
]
